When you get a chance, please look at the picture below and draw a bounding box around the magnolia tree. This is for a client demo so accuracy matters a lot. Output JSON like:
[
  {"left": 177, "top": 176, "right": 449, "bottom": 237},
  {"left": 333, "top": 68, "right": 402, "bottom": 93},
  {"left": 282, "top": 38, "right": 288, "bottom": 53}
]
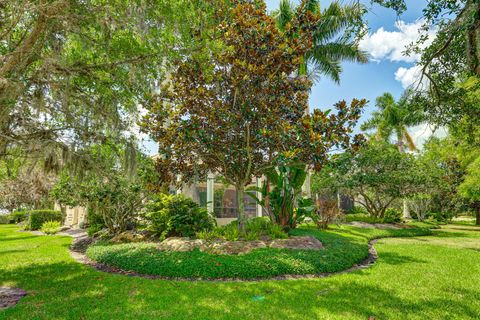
[{"left": 142, "top": 1, "right": 365, "bottom": 231}]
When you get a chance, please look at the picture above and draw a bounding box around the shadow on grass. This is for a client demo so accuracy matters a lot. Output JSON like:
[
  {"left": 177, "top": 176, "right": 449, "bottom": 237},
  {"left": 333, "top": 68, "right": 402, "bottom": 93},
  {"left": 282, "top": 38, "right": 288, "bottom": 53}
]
[
  {"left": 0, "top": 261, "right": 479, "bottom": 319},
  {"left": 0, "top": 249, "right": 29, "bottom": 256},
  {"left": 431, "top": 230, "right": 473, "bottom": 238},
  {"left": 0, "top": 235, "right": 40, "bottom": 242},
  {"left": 378, "top": 251, "right": 427, "bottom": 265}
]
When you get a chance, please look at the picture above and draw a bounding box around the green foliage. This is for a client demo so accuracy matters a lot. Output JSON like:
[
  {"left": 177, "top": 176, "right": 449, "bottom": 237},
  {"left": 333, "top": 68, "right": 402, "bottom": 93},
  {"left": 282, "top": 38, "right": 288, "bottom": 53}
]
[
  {"left": 142, "top": 1, "right": 366, "bottom": 231},
  {"left": 459, "top": 157, "right": 480, "bottom": 202},
  {"left": 248, "top": 160, "right": 312, "bottom": 229},
  {"left": 316, "top": 141, "right": 426, "bottom": 218},
  {"left": 347, "top": 206, "right": 369, "bottom": 215},
  {"left": 51, "top": 142, "right": 154, "bottom": 235},
  {"left": 26, "top": 210, "right": 62, "bottom": 231},
  {"left": 0, "top": 215, "right": 10, "bottom": 224},
  {"left": 361, "top": 92, "right": 424, "bottom": 152},
  {"left": 87, "top": 224, "right": 104, "bottom": 237},
  {"left": 197, "top": 217, "right": 288, "bottom": 241},
  {"left": 9, "top": 211, "right": 28, "bottom": 223},
  {"left": 41, "top": 221, "right": 61, "bottom": 235},
  {"left": 87, "top": 225, "right": 432, "bottom": 279},
  {"left": 383, "top": 208, "right": 402, "bottom": 223},
  {"left": 427, "top": 212, "right": 455, "bottom": 223},
  {"left": 145, "top": 194, "right": 215, "bottom": 239},
  {"left": 345, "top": 214, "right": 385, "bottom": 224},
  {"left": 274, "top": 0, "right": 367, "bottom": 83}
]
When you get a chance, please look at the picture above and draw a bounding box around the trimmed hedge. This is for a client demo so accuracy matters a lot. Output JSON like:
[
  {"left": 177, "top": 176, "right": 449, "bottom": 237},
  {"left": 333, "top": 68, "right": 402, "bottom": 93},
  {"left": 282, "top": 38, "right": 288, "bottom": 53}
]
[
  {"left": 26, "top": 210, "right": 63, "bottom": 230},
  {"left": 0, "top": 215, "right": 10, "bottom": 224},
  {"left": 10, "top": 211, "right": 29, "bottom": 223}
]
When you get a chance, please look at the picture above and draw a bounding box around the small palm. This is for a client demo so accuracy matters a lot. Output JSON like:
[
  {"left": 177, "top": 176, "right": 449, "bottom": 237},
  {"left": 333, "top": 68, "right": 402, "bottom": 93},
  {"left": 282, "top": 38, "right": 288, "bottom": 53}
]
[{"left": 362, "top": 92, "right": 424, "bottom": 152}]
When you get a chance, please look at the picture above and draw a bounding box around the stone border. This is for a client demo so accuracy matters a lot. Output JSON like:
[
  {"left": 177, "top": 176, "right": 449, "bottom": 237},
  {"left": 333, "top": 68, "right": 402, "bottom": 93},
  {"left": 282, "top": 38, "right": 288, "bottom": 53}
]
[{"left": 66, "top": 231, "right": 380, "bottom": 282}]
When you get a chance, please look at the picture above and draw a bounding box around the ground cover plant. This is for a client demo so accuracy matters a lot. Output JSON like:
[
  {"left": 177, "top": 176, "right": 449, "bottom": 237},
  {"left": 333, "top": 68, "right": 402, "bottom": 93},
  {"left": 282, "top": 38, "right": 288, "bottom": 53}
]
[
  {"left": 1, "top": 224, "right": 480, "bottom": 319},
  {"left": 25, "top": 210, "right": 62, "bottom": 231},
  {"left": 41, "top": 221, "right": 62, "bottom": 235},
  {"left": 85, "top": 224, "right": 432, "bottom": 279},
  {"left": 196, "top": 217, "right": 287, "bottom": 241}
]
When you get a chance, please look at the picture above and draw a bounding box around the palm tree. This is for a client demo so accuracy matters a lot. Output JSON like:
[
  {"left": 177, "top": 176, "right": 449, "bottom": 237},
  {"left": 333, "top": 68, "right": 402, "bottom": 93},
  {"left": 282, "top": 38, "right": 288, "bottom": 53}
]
[
  {"left": 362, "top": 92, "right": 425, "bottom": 218},
  {"left": 361, "top": 92, "right": 424, "bottom": 152},
  {"left": 273, "top": 0, "right": 368, "bottom": 83}
]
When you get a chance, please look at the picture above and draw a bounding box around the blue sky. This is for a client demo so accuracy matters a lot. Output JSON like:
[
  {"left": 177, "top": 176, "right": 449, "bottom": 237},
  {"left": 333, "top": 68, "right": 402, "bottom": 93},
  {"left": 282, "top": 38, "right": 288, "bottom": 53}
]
[
  {"left": 265, "top": 0, "right": 426, "bottom": 109},
  {"left": 143, "top": 0, "right": 438, "bottom": 155},
  {"left": 263, "top": 0, "right": 443, "bottom": 147}
]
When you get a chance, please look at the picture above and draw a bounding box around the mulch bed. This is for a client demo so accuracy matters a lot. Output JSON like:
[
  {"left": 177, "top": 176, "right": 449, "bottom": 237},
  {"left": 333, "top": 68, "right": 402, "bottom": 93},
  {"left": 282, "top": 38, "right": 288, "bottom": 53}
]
[{"left": 0, "top": 287, "right": 27, "bottom": 310}]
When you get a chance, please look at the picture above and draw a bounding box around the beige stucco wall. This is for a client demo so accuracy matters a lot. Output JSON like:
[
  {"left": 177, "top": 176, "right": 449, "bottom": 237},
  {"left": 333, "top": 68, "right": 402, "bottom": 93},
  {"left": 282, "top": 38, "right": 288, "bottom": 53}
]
[{"left": 62, "top": 205, "right": 87, "bottom": 228}]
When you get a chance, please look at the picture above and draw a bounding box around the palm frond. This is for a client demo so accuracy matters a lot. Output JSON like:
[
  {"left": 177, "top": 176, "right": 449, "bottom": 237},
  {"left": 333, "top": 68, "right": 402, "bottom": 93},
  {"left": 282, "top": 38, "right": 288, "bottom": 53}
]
[
  {"left": 360, "top": 113, "right": 383, "bottom": 131},
  {"left": 314, "top": 1, "right": 364, "bottom": 43},
  {"left": 307, "top": 56, "right": 342, "bottom": 83},
  {"left": 375, "top": 92, "right": 396, "bottom": 111},
  {"left": 308, "top": 41, "right": 368, "bottom": 64}
]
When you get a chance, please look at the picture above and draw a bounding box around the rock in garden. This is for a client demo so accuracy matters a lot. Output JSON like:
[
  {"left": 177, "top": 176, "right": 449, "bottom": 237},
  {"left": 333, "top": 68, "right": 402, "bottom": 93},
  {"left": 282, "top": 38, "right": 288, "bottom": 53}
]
[
  {"left": 157, "top": 236, "right": 324, "bottom": 255},
  {"left": 0, "top": 287, "right": 27, "bottom": 310},
  {"left": 269, "top": 236, "right": 324, "bottom": 250},
  {"left": 158, "top": 237, "right": 207, "bottom": 252},
  {"left": 207, "top": 240, "right": 267, "bottom": 255}
]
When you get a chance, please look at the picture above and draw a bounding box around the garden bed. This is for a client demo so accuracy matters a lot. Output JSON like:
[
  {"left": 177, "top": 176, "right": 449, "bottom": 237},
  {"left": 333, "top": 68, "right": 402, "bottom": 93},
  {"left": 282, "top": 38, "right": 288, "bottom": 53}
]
[{"left": 85, "top": 225, "right": 433, "bottom": 280}]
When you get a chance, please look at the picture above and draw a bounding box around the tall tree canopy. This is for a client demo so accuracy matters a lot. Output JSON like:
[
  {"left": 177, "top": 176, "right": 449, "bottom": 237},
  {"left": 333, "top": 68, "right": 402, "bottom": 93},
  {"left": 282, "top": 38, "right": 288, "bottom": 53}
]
[
  {"left": 313, "top": 141, "right": 427, "bottom": 218},
  {"left": 141, "top": 0, "right": 366, "bottom": 230},
  {"left": 0, "top": 0, "right": 220, "bottom": 173}
]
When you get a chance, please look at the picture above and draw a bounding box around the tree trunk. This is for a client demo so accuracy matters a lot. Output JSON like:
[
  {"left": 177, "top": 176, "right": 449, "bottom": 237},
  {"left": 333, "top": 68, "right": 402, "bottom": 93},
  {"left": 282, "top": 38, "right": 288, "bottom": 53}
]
[
  {"left": 476, "top": 205, "right": 480, "bottom": 226},
  {"left": 236, "top": 183, "right": 246, "bottom": 233},
  {"left": 403, "top": 200, "right": 411, "bottom": 219}
]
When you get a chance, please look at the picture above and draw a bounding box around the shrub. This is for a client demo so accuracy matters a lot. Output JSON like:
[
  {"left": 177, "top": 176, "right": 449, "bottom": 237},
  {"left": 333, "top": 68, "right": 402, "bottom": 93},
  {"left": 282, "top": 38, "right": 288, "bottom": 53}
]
[
  {"left": 0, "top": 214, "right": 10, "bottom": 224},
  {"left": 10, "top": 211, "right": 28, "bottom": 223},
  {"left": 41, "top": 221, "right": 61, "bottom": 235},
  {"left": 247, "top": 159, "right": 309, "bottom": 230},
  {"left": 427, "top": 211, "right": 455, "bottom": 223},
  {"left": 384, "top": 208, "right": 402, "bottom": 223},
  {"left": 26, "top": 210, "right": 62, "bottom": 230},
  {"left": 306, "top": 198, "right": 344, "bottom": 229},
  {"left": 87, "top": 224, "right": 103, "bottom": 237},
  {"left": 345, "top": 214, "right": 384, "bottom": 224},
  {"left": 347, "top": 206, "right": 369, "bottom": 215},
  {"left": 145, "top": 194, "right": 216, "bottom": 239},
  {"left": 196, "top": 217, "right": 288, "bottom": 241}
]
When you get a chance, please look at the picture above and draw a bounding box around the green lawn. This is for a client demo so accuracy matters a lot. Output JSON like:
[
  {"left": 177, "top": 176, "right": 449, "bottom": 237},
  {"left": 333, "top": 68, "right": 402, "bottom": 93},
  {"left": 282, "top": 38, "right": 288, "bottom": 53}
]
[{"left": 1, "top": 224, "right": 480, "bottom": 319}]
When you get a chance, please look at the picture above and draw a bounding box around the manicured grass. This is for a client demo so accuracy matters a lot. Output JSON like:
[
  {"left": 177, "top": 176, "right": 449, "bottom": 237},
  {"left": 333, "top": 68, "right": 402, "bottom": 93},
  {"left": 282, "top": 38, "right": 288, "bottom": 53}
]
[
  {"left": 86, "top": 225, "right": 432, "bottom": 279},
  {"left": 1, "top": 224, "right": 480, "bottom": 319}
]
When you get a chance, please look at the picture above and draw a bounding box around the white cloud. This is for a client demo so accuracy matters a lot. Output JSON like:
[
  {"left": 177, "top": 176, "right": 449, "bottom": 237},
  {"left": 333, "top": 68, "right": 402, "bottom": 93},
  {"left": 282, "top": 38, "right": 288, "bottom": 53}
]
[
  {"left": 394, "top": 65, "right": 422, "bottom": 89},
  {"left": 409, "top": 124, "right": 448, "bottom": 150},
  {"left": 360, "top": 20, "right": 435, "bottom": 63}
]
